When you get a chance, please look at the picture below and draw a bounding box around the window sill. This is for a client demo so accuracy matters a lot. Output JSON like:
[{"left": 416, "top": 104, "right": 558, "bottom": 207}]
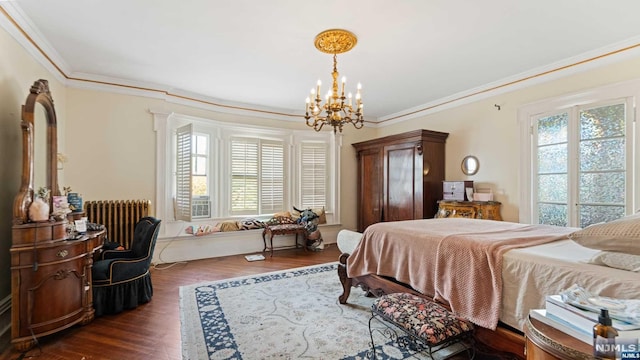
[{"left": 159, "top": 220, "right": 341, "bottom": 241}]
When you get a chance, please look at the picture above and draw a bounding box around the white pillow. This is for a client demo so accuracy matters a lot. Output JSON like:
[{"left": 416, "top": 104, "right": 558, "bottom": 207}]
[
  {"left": 587, "top": 251, "right": 640, "bottom": 272},
  {"left": 568, "top": 213, "right": 640, "bottom": 255}
]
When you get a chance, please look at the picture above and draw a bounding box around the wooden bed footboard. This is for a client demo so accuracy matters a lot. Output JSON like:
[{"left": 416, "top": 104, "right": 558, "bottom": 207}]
[{"left": 337, "top": 252, "right": 526, "bottom": 359}]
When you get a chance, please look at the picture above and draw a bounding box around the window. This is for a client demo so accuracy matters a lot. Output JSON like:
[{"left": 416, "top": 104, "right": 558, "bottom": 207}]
[
  {"left": 260, "top": 141, "right": 284, "bottom": 213},
  {"left": 155, "top": 111, "right": 339, "bottom": 226},
  {"left": 534, "top": 102, "right": 627, "bottom": 227},
  {"left": 192, "top": 133, "right": 209, "bottom": 198},
  {"left": 230, "top": 139, "right": 259, "bottom": 213},
  {"left": 192, "top": 133, "right": 211, "bottom": 218},
  {"left": 230, "top": 138, "right": 284, "bottom": 215},
  {"left": 519, "top": 81, "right": 639, "bottom": 227},
  {"left": 300, "top": 142, "right": 327, "bottom": 209},
  {"left": 175, "top": 125, "right": 211, "bottom": 220}
]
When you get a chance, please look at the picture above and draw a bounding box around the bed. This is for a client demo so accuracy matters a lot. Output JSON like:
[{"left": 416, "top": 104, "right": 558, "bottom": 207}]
[{"left": 337, "top": 217, "right": 640, "bottom": 358}]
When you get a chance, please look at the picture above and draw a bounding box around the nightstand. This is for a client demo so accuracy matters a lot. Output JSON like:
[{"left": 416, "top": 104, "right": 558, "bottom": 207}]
[{"left": 524, "top": 315, "right": 595, "bottom": 360}]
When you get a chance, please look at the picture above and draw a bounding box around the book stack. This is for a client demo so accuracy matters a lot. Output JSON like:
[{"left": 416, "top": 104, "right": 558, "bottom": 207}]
[{"left": 530, "top": 295, "right": 640, "bottom": 345}]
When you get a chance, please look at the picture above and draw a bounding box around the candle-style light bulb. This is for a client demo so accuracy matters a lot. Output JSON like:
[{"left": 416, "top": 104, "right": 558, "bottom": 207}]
[
  {"left": 316, "top": 80, "right": 321, "bottom": 96},
  {"left": 348, "top": 92, "right": 353, "bottom": 107},
  {"left": 305, "top": 97, "right": 310, "bottom": 112},
  {"left": 341, "top": 76, "right": 346, "bottom": 96}
]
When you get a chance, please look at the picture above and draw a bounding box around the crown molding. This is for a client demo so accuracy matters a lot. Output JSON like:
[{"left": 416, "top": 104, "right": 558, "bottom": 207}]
[
  {"left": 377, "top": 36, "right": 640, "bottom": 126},
  {"left": 0, "top": 3, "right": 70, "bottom": 84},
  {"left": 0, "top": 3, "right": 304, "bottom": 122},
  {"left": 4, "top": 3, "right": 640, "bottom": 126}
]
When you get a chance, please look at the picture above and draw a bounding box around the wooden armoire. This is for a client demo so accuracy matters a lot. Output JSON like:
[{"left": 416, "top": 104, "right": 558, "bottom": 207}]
[{"left": 352, "top": 129, "right": 448, "bottom": 232}]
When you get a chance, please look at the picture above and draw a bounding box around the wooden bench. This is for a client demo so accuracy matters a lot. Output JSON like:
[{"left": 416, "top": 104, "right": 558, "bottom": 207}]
[
  {"left": 261, "top": 223, "right": 307, "bottom": 257},
  {"left": 369, "top": 292, "right": 475, "bottom": 359}
]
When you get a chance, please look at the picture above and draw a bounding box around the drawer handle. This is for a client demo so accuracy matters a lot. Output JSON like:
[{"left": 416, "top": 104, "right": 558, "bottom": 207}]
[{"left": 57, "top": 250, "right": 69, "bottom": 258}]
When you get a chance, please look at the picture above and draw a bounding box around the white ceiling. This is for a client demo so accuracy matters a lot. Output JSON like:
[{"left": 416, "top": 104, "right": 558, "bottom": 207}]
[{"left": 5, "top": 0, "right": 640, "bottom": 122}]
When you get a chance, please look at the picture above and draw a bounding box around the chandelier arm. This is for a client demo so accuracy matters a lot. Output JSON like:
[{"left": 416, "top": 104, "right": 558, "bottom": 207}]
[{"left": 305, "top": 117, "right": 314, "bottom": 128}]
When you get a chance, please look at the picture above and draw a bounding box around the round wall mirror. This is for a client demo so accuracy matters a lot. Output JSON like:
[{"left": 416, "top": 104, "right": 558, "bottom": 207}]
[{"left": 461, "top": 155, "right": 479, "bottom": 176}]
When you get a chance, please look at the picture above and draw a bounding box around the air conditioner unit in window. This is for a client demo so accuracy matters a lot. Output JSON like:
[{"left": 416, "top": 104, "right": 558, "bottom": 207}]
[{"left": 192, "top": 196, "right": 211, "bottom": 218}]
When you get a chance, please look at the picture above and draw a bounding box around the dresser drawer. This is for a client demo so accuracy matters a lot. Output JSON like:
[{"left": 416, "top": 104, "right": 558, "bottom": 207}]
[{"left": 14, "top": 241, "right": 85, "bottom": 266}]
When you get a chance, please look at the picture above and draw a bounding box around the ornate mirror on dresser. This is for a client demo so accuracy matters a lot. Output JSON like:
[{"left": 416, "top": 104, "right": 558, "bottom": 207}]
[
  {"left": 10, "top": 79, "right": 106, "bottom": 351},
  {"left": 12, "top": 79, "right": 60, "bottom": 224}
]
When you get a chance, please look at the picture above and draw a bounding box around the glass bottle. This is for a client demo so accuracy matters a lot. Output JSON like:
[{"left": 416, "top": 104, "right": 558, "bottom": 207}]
[{"left": 593, "top": 308, "right": 618, "bottom": 359}]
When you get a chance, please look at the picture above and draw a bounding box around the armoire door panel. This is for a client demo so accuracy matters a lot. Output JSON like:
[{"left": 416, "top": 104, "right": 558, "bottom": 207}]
[
  {"left": 358, "top": 149, "right": 382, "bottom": 231},
  {"left": 421, "top": 141, "right": 446, "bottom": 218},
  {"left": 384, "top": 145, "right": 416, "bottom": 222}
]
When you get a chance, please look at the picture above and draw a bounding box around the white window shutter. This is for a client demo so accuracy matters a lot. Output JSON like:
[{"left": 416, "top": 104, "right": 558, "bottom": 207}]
[
  {"left": 300, "top": 142, "right": 327, "bottom": 209},
  {"left": 175, "top": 124, "right": 193, "bottom": 221},
  {"left": 231, "top": 138, "right": 259, "bottom": 214},
  {"left": 261, "top": 141, "right": 284, "bottom": 213}
]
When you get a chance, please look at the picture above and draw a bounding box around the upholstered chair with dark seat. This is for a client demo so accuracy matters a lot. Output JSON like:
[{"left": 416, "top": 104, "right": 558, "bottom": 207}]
[{"left": 92, "top": 216, "right": 161, "bottom": 316}]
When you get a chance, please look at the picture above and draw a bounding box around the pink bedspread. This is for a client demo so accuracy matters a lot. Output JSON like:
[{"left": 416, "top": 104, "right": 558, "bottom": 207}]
[{"left": 346, "top": 218, "right": 574, "bottom": 329}]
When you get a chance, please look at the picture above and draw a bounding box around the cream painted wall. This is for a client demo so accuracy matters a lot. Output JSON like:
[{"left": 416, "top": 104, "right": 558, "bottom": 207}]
[
  {"left": 64, "top": 87, "right": 376, "bottom": 231},
  {"left": 5, "top": 14, "right": 640, "bottom": 300},
  {"left": 379, "top": 56, "right": 640, "bottom": 222},
  {"left": 76, "top": 60, "right": 640, "bottom": 230},
  {"left": 0, "top": 25, "right": 67, "bottom": 301}
]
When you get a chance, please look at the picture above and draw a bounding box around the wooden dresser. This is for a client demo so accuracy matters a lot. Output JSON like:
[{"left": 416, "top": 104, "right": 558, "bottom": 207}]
[
  {"left": 352, "top": 129, "right": 448, "bottom": 232},
  {"left": 10, "top": 79, "right": 106, "bottom": 351},
  {"left": 435, "top": 200, "right": 502, "bottom": 221},
  {"left": 11, "top": 222, "right": 105, "bottom": 350}
]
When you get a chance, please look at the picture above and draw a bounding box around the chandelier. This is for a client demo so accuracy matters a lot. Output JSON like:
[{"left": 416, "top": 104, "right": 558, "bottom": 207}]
[{"left": 304, "top": 29, "right": 364, "bottom": 133}]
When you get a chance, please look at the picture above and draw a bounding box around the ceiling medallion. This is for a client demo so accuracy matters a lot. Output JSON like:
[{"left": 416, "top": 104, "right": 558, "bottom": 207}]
[
  {"left": 304, "top": 29, "right": 364, "bottom": 133},
  {"left": 314, "top": 29, "right": 358, "bottom": 54}
]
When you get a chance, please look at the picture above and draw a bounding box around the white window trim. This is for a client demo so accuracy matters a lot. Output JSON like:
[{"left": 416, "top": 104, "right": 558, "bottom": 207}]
[
  {"left": 518, "top": 79, "right": 640, "bottom": 224},
  {"left": 152, "top": 110, "right": 341, "bottom": 237}
]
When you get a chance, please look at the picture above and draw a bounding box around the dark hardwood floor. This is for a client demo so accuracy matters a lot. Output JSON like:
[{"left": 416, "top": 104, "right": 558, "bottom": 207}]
[{"left": 0, "top": 245, "right": 342, "bottom": 360}]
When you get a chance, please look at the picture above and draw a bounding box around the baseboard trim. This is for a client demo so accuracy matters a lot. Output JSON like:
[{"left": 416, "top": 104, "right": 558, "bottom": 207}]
[{"left": 153, "top": 224, "right": 341, "bottom": 264}]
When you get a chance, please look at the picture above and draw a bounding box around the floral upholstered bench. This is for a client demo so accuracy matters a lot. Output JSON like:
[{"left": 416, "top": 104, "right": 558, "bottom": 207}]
[{"left": 369, "top": 292, "right": 475, "bottom": 359}]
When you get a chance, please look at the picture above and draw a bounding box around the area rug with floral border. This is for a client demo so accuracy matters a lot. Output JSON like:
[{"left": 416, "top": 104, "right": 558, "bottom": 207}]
[{"left": 179, "top": 262, "right": 504, "bottom": 360}]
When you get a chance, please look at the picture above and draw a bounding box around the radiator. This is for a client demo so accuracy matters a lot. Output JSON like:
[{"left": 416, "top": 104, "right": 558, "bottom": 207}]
[{"left": 84, "top": 200, "right": 152, "bottom": 249}]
